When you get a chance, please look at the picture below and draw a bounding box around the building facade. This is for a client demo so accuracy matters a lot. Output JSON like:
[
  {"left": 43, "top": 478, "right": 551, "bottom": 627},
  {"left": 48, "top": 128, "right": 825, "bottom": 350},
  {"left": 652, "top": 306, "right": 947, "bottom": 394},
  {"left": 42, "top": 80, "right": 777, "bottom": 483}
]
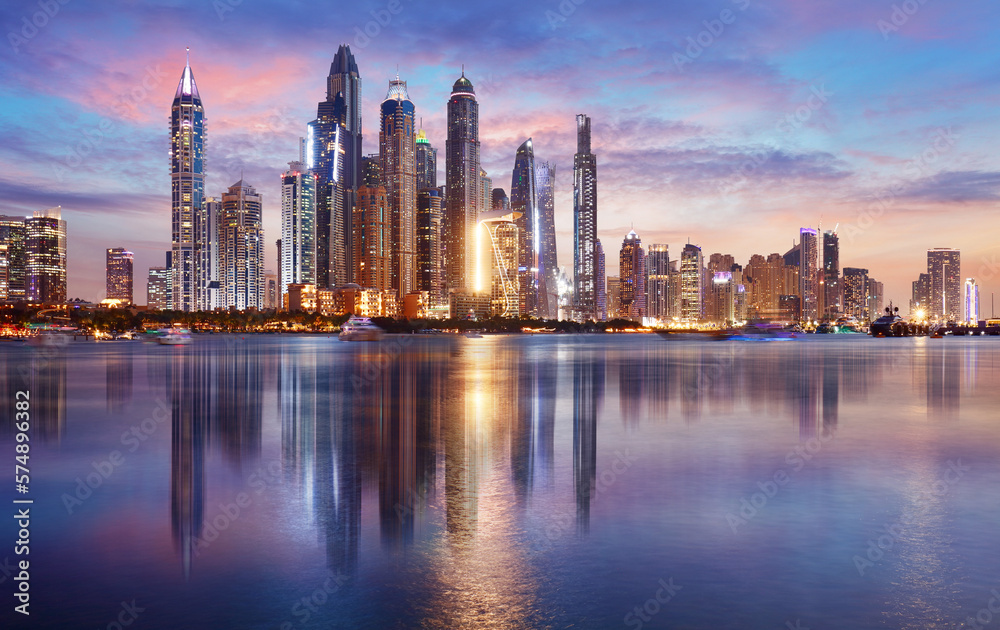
[
  {"left": 822, "top": 230, "right": 840, "bottom": 318},
  {"left": 353, "top": 185, "right": 391, "bottom": 292},
  {"left": 444, "top": 72, "right": 481, "bottom": 295},
  {"left": 680, "top": 243, "right": 703, "bottom": 321},
  {"left": 536, "top": 160, "right": 558, "bottom": 319},
  {"left": 415, "top": 128, "right": 436, "bottom": 190},
  {"left": 927, "top": 247, "right": 961, "bottom": 321},
  {"left": 0, "top": 215, "right": 28, "bottom": 301},
  {"left": 380, "top": 77, "right": 417, "bottom": 298},
  {"left": 106, "top": 247, "right": 134, "bottom": 303},
  {"left": 25, "top": 207, "right": 67, "bottom": 304},
  {"left": 965, "top": 278, "right": 979, "bottom": 324},
  {"left": 842, "top": 267, "right": 869, "bottom": 321},
  {"left": 416, "top": 187, "right": 443, "bottom": 307},
  {"left": 219, "top": 181, "right": 265, "bottom": 310},
  {"left": 280, "top": 161, "right": 317, "bottom": 297},
  {"left": 511, "top": 138, "right": 539, "bottom": 317},
  {"left": 619, "top": 230, "right": 645, "bottom": 321},
  {"left": 573, "top": 114, "right": 598, "bottom": 320},
  {"left": 799, "top": 228, "right": 818, "bottom": 321},
  {"left": 646, "top": 244, "right": 671, "bottom": 321}
]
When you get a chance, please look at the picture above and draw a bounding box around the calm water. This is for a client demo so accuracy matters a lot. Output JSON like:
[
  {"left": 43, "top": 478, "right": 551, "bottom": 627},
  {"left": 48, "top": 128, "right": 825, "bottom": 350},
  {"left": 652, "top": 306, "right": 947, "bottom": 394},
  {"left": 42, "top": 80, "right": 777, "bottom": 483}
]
[{"left": 2, "top": 334, "right": 999, "bottom": 629}]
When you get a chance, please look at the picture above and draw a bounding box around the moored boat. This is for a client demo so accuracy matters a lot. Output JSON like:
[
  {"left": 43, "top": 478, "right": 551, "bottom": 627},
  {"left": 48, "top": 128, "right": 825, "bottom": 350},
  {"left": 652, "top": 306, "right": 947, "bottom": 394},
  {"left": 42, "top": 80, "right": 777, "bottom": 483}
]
[
  {"left": 158, "top": 327, "right": 193, "bottom": 345},
  {"left": 339, "top": 316, "right": 383, "bottom": 341}
]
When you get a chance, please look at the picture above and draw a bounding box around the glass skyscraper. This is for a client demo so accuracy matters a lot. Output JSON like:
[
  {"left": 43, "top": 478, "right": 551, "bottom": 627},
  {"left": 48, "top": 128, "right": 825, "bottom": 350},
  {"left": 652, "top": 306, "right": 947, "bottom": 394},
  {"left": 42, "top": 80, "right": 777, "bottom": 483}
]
[
  {"left": 573, "top": 114, "right": 598, "bottom": 321},
  {"left": 24, "top": 207, "right": 67, "bottom": 304},
  {"left": 219, "top": 181, "right": 264, "bottom": 310},
  {"left": 536, "top": 160, "right": 558, "bottom": 319},
  {"left": 280, "top": 161, "right": 317, "bottom": 297},
  {"left": 799, "top": 228, "right": 818, "bottom": 321},
  {"left": 927, "top": 247, "right": 961, "bottom": 321},
  {"left": 415, "top": 128, "right": 436, "bottom": 190},
  {"left": 619, "top": 230, "right": 645, "bottom": 321},
  {"left": 822, "top": 230, "right": 840, "bottom": 318},
  {"left": 106, "top": 247, "right": 134, "bottom": 303},
  {"left": 645, "top": 244, "right": 671, "bottom": 321},
  {"left": 170, "top": 51, "right": 205, "bottom": 311},
  {"left": 511, "top": 138, "right": 538, "bottom": 317},
  {"left": 445, "top": 72, "right": 480, "bottom": 295},
  {"left": 680, "top": 243, "right": 703, "bottom": 321},
  {"left": 380, "top": 77, "right": 417, "bottom": 298}
]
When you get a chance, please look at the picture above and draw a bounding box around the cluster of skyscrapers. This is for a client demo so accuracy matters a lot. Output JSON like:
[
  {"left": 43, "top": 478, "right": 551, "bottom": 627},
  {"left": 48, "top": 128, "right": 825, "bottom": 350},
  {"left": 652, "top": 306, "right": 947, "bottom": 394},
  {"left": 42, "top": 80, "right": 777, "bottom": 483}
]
[
  {"left": 605, "top": 227, "right": 895, "bottom": 325},
  {"left": 910, "top": 248, "right": 980, "bottom": 323},
  {"left": 0, "top": 207, "right": 67, "bottom": 304}
]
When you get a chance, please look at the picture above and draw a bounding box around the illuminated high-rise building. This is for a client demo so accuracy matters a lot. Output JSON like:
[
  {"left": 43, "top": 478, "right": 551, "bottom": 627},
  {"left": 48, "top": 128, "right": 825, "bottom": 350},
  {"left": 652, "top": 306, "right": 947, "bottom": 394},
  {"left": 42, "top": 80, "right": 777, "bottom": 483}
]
[
  {"left": 680, "top": 243, "right": 703, "bottom": 321},
  {"left": 799, "top": 228, "right": 818, "bottom": 321},
  {"left": 219, "top": 180, "right": 264, "bottom": 310},
  {"left": 573, "top": 114, "right": 598, "bottom": 320},
  {"left": 619, "top": 230, "right": 645, "bottom": 321},
  {"left": 965, "top": 278, "right": 979, "bottom": 324},
  {"left": 910, "top": 272, "right": 931, "bottom": 316},
  {"left": 0, "top": 244, "right": 7, "bottom": 300},
  {"left": 280, "top": 161, "right": 316, "bottom": 297},
  {"left": 491, "top": 188, "right": 509, "bottom": 212},
  {"left": 311, "top": 44, "right": 362, "bottom": 288},
  {"left": 199, "top": 197, "right": 221, "bottom": 310},
  {"left": 353, "top": 185, "right": 391, "bottom": 292},
  {"left": 927, "top": 247, "right": 961, "bottom": 321},
  {"left": 170, "top": 50, "right": 205, "bottom": 311},
  {"left": 536, "top": 160, "right": 558, "bottom": 318},
  {"left": 380, "top": 77, "right": 417, "bottom": 298},
  {"left": 511, "top": 138, "right": 539, "bottom": 317},
  {"left": 106, "top": 247, "right": 134, "bottom": 303},
  {"left": 842, "top": 267, "right": 869, "bottom": 321},
  {"left": 595, "top": 239, "right": 606, "bottom": 321},
  {"left": 867, "top": 278, "right": 884, "bottom": 320},
  {"left": 645, "top": 244, "right": 671, "bottom": 321},
  {"left": 415, "top": 128, "right": 437, "bottom": 190},
  {"left": 26, "top": 207, "right": 67, "bottom": 304},
  {"left": 444, "top": 71, "right": 480, "bottom": 295},
  {"left": 416, "top": 188, "right": 443, "bottom": 306},
  {"left": 822, "top": 230, "right": 840, "bottom": 318},
  {"left": 0, "top": 215, "right": 27, "bottom": 301},
  {"left": 477, "top": 208, "right": 520, "bottom": 317}
]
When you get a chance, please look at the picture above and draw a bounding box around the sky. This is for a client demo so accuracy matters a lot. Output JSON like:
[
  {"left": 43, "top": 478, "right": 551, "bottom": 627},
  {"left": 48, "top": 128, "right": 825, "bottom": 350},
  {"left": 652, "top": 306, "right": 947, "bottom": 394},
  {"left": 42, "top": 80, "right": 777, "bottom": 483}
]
[{"left": 1, "top": 0, "right": 999, "bottom": 311}]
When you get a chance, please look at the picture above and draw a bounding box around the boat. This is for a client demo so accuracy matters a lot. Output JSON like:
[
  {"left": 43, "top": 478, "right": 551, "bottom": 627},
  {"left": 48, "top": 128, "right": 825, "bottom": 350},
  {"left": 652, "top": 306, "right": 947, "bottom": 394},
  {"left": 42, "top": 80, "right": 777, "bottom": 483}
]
[
  {"left": 339, "top": 316, "right": 383, "bottom": 341},
  {"left": 869, "top": 304, "right": 909, "bottom": 337},
  {"left": 464, "top": 331, "right": 484, "bottom": 338},
  {"left": 158, "top": 327, "right": 193, "bottom": 345}
]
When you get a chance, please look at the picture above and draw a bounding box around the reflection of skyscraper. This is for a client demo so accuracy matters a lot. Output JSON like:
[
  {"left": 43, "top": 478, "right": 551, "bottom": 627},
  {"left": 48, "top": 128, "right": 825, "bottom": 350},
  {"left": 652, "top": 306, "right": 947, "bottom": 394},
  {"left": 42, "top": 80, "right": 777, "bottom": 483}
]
[
  {"left": 445, "top": 72, "right": 481, "bottom": 295},
  {"left": 573, "top": 346, "right": 603, "bottom": 533},
  {"left": 380, "top": 77, "right": 417, "bottom": 298},
  {"left": 573, "top": 115, "right": 598, "bottom": 320},
  {"left": 105, "top": 350, "right": 133, "bottom": 413},
  {"left": 170, "top": 349, "right": 208, "bottom": 579},
  {"left": 217, "top": 343, "right": 263, "bottom": 469}
]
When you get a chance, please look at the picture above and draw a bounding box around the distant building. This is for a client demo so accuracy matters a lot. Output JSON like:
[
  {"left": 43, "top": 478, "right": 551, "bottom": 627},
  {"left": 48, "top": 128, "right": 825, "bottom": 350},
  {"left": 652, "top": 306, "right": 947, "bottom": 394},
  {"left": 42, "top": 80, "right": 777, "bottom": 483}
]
[
  {"left": 416, "top": 188, "right": 444, "bottom": 307},
  {"left": 606, "top": 276, "right": 621, "bottom": 319},
  {"left": 594, "top": 239, "right": 606, "bottom": 321},
  {"left": 709, "top": 272, "right": 736, "bottom": 324},
  {"left": 536, "top": 160, "right": 558, "bottom": 318},
  {"left": 646, "top": 245, "right": 673, "bottom": 322},
  {"left": 619, "top": 230, "right": 645, "bottom": 321},
  {"left": 26, "top": 207, "right": 67, "bottom": 304},
  {"left": 106, "top": 247, "right": 134, "bottom": 303},
  {"left": 680, "top": 243, "right": 703, "bottom": 321},
  {"left": 280, "top": 161, "right": 316, "bottom": 297},
  {"left": 0, "top": 215, "right": 28, "bottom": 301},
  {"left": 478, "top": 208, "right": 520, "bottom": 317},
  {"left": 799, "top": 228, "right": 818, "bottom": 321},
  {"left": 867, "top": 278, "right": 884, "bottom": 320},
  {"left": 264, "top": 271, "right": 278, "bottom": 310},
  {"left": 965, "top": 278, "right": 979, "bottom": 324},
  {"left": 147, "top": 267, "right": 170, "bottom": 310},
  {"left": 927, "top": 248, "right": 961, "bottom": 321},
  {"left": 910, "top": 272, "right": 931, "bottom": 317},
  {"left": 511, "top": 138, "right": 539, "bottom": 317},
  {"left": 778, "top": 294, "right": 801, "bottom": 321},
  {"left": 219, "top": 180, "right": 265, "bottom": 310},
  {"left": 415, "top": 128, "right": 437, "bottom": 190},
  {"left": 842, "top": 267, "right": 869, "bottom": 321},
  {"left": 573, "top": 114, "right": 598, "bottom": 320},
  {"left": 822, "top": 230, "right": 840, "bottom": 318}
]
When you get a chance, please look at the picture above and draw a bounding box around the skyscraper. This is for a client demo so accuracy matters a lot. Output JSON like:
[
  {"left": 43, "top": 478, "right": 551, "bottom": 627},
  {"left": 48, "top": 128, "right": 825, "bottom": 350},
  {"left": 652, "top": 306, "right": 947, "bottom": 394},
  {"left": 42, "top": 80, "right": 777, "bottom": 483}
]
[
  {"left": 170, "top": 50, "right": 205, "bottom": 312},
  {"left": 311, "top": 44, "right": 362, "bottom": 288},
  {"left": 927, "top": 247, "right": 961, "bottom": 321},
  {"left": 645, "top": 244, "right": 671, "bottom": 321},
  {"left": 415, "top": 128, "right": 437, "bottom": 190},
  {"left": 536, "top": 160, "right": 558, "bottom": 318},
  {"left": 380, "top": 77, "right": 417, "bottom": 298},
  {"left": 511, "top": 138, "right": 538, "bottom": 316},
  {"left": 965, "top": 278, "right": 979, "bottom": 324},
  {"left": 444, "top": 72, "right": 481, "bottom": 295},
  {"left": 200, "top": 197, "right": 221, "bottom": 310},
  {"left": 280, "top": 161, "right": 317, "bottom": 297},
  {"left": 595, "top": 239, "right": 606, "bottom": 321},
  {"left": 147, "top": 267, "right": 170, "bottom": 310},
  {"left": 106, "top": 247, "right": 134, "bottom": 303},
  {"left": 911, "top": 272, "right": 931, "bottom": 316},
  {"left": 573, "top": 114, "right": 598, "bottom": 320},
  {"left": 477, "top": 208, "right": 520, "bottom": 317},
  {"left": 680, "top": 243, "right": 703, "bottom": 321},
  {"left": 842, "top": 267, "right": 869, "bottom": 321},
  {"left": 353, "top": 185, "right": 391, "bottom": 292},
  {"left": 25, "top": 207, "right": 67, "bottom": 304},
  {"left": 0, "top": 215, "right": 27, "bottom": 301},
  {"left": 219, "top": 180, "right": 264, "bottom": 310},
  {"left": 822, "top": 230, "right": 840, "bottom": 318},
  {"left": 416, "top": 188, "right": 443, "bottom": 306},
  {"left": 619, "top": 230, "right": 645, "bottom": 321},
  {"left": 799, "top": 228, "right": 818, "bottom": 321}
]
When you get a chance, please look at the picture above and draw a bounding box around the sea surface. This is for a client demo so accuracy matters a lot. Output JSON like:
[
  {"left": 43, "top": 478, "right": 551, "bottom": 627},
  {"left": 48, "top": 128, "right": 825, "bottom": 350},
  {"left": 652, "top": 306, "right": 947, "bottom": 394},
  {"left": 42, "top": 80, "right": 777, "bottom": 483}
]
[{"left": 2, "top": 334, "right": 999, "bottom": 629}]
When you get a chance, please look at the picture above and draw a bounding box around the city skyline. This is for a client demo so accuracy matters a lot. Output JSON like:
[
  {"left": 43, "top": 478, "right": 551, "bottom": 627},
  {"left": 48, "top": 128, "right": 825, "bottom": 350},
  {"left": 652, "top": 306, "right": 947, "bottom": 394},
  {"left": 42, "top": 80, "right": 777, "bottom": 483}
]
[{"left": 1, "top": 1, "right": 999, "bottom": 306}]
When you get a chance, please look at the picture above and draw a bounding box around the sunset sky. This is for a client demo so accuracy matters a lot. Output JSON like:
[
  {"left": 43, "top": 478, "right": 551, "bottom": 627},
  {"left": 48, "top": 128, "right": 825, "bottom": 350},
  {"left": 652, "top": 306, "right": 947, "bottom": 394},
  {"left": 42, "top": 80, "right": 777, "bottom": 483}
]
[{"left": 1, "top": 0, "right": 999, "bottom": 309}]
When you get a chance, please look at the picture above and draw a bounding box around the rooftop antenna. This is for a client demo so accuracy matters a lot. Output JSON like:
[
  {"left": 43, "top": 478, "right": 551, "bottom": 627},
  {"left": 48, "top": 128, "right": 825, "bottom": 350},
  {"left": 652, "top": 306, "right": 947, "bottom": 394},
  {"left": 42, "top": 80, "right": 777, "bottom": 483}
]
[
  {"left": 186, "top": 47, "right": 190, "bottom": 66},
  {"left": 462, "top": 63, "right": 465, "bottom": 76}
]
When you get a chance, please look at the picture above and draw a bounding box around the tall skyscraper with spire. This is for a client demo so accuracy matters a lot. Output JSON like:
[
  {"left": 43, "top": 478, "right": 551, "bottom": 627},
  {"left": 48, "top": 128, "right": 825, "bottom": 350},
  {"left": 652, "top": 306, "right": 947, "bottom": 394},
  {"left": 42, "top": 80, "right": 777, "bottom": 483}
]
[
  {"left": 536, "top": 160, "right": 558, "bottom": 318},
  {"left": 170, "top": 49, "right": 205, "bottom": 312},
  {"left": 380, "top": 77, "right": 417, "bottom": 298},
  {"left": 310, "top": 44, "right": 362, "bottom": 288},
  {"left": 573, "top": 114, "right": 597, "bottom": 320},
  {"left": 445, "top": 71, "right": 480, "bottom": 295},
  {"left": 511, "top": 139, "right": 538, "bottom": 316}
]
